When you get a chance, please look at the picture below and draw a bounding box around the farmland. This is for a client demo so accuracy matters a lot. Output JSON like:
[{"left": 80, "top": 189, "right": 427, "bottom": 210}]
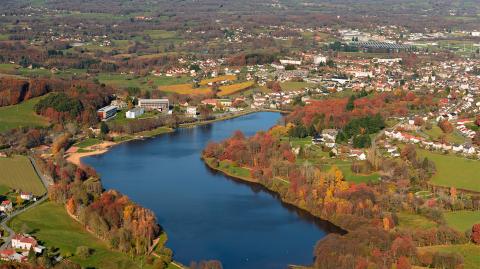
[
  {"left": 417, "top": 149, "right": 480, "bottom": 192},
  {"left": 0, "top": 96, "right": 49, "bottom": 132},
  {"left": 0, "top": 155, "right": 46, "bottom": 195},
  {"left": 218, "top": 81, "right": 255, "bottom": 96},
  {"left": 199, "top": 75, "right": 237, "bottom": 86},
  {"left": 159, "top": 84, "right": 212, "bottom": 95}
]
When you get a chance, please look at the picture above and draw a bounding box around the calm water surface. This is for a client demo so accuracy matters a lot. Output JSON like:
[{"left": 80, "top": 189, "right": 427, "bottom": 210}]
[{"left": 84, "top": 112, "right": 334, "bottom": 269}]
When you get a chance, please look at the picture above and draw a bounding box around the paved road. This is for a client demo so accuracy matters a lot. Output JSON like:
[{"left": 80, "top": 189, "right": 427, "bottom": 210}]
[{"left": 0, "top": 156, "right": 51, "bottom": 250}]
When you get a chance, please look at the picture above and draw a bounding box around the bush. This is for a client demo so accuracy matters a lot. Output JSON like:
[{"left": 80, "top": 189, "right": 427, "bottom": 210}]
[{"left": 75, "top": 246, "right": 92, "bottom": 259}]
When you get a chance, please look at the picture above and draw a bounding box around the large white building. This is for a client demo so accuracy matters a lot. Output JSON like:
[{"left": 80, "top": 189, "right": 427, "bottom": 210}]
[
  {"left": 126, "top": 107, "right": 145, "bottom": 119},
  {"left": 138, "top": 99, "right": 169, "bottom": 111},
  {"left": 314, "top": 55, "right": 327, "bottom": 65}
]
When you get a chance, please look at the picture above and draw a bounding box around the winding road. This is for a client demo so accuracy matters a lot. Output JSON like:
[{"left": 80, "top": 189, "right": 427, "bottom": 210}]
[{"left": 0, "top": 156, "right": 51, "bottom": 250}]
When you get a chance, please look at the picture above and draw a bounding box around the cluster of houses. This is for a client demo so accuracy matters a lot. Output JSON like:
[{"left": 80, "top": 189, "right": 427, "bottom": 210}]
[
  {"left": 0, "top": 192, "right": 34, "bottom": 214},
  {"left": 384, "top": 130, "right": 480, "bottom": 157},
  {"left": 0, "top": 234, "right": 45, "bottom": 262}
]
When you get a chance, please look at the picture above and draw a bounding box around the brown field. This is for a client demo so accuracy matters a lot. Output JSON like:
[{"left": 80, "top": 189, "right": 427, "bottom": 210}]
[
  {"left": 218, "top": 81, "right": 255, "bottom": 96},
  {"left": 159, "top": 84, "right": 212, "bottom": 95}
]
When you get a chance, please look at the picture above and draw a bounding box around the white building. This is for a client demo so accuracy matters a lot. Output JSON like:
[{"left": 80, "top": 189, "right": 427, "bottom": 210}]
[
  {"left": 186, "top": 106, "right": 197, "bottom": 117},
  {"left": 20, "top": 192, "right": 33, "bottom": 201},
  {"left": 138, "top": 99, "right": 169, "bottom": 111},
  {"left": 280, "top": 59, "right": 302, "bottom": 65},
  {"left": 12, "top": 235, "right": 44, "bottom": 253},
  {"left": 0, "top": 200, "right": 12, "bottom": 212},
  {"left": 314, "top": 55, "right": 327, "bottom": 65},
  {"left": 126, "top": 107, "right": 144, "bottom": 119}
]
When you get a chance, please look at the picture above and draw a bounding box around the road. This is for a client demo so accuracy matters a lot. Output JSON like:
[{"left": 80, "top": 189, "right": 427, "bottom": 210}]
[{"left": 0, "top": 156, "right": 51, "bottom": 250}]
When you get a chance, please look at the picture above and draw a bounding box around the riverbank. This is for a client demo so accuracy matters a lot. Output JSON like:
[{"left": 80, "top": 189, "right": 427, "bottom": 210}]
[{"left": 202, "top": 156, "right": 348, "bottom": 234}]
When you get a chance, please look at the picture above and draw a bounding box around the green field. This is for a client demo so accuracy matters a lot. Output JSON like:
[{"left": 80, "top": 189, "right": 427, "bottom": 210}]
[
  {"left": 218, "top": 160, "right": 251, "bottom": 178},
  {"left": 396, "top": 211, "right": 438, "bottom": 230},
  {"left": 444, "top": 211, "right": 480, "bottom": 232},
  {"left": 279, "top": 81, "right": 316, "bottom": 91},
  {"left": 418, "top": 244, "right": 480, "bottom": 269},
  {"left": 0, "top": 155, "right": 46, "bottom": 195},
  {"left": 74, "top": 138, "right": 102, "bottom": 148},
  {"left": 423, "top": 125, "right": 466, "bottom": 145},
  {"left": 96, "top": 73, "right": 192, "bottom": 91},
  {"left": 417, "top": 149, "right": 480, "bottom": 192},
  {"left": 9, "top": 201, "right": 159, "bottom": 269},
  {"left": 0, "top": 96, "right": 49, "bottom": 132}
]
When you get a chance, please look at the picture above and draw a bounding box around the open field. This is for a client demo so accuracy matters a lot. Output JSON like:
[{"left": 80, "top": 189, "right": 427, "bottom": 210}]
[
  {"left": 0, "top": 96, "right": 49, "bottom": 132},
  {"left": 160, "top": 84, "right": 211, "bottom": 95},
  {"left": 218, "top": 81, "right": 255, "bottom": 96},
  {"left": 417, "top": 149, "right": 480, "bottom": 192},
  {"left": 418, "top": 244, "right": 480, "bottom": 269},
  {"left": 97, "top": 73, "right": 192, "bottom": 91},
  {"left": 280, "top": 81, "right": 316, "bottom": 91},
  {"left": 9, "top": 201, "right": 158, "bottom": 269},
  {"left": 74, "top": 138, "right": 102, "bottom": 148},
  {"left": 396, "top": 211, "right": 438, "bottom": 230},
  {"left": 0, "top": 155, "right": 46, "bottom": 195},
  {"left": 444, "top": 210, "right": 480, "bottom": 232},
  {"left": 423, "top": 125, "right": 466, "bottom": 145}
]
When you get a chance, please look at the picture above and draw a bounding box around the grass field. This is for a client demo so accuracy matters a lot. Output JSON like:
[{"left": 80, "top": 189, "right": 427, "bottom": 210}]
[
  {"left": 9, "top": 201, "right": 158, "bottom": 269},
  {"left": 97, "top": 73, "right": 192, "bottom": 91},
  {"left": 280, "top": 81, "right": 316, "bottom": 91},
  {"left": 396, "top": 211, "right": 438, "bottom": 230},
  {"left": 218, "top": 81, "right": 255, "bottom": 96},
  {"left": 417, "top": 149, "right": 480, "bottom": 192},
  {"left": 418, "top": 244, "right": 480, "bottom": 269},
  {"left": 74, "top": 138, "right": 102, "bottom": 148},
  {"left": 218, "top": 160, "right": 251, "bottom": 178},
  {"left": 0, "top": 96, "right": 49, "bottom": 132},
  {"left": 444, "top": 211, "right": 480, "bottom": 232},
  {"left": 0, "top": 155, "right": 46, "bottom": 195},
  {"left": 423, "top": 125, "right": 466, "bottom": 145}
]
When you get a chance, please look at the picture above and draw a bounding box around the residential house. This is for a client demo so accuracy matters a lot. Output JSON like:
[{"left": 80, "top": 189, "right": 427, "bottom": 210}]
[
  {"left": 0, "top": 200, "right": 12, "bottom": 212},
  {"left": 20, "top": 192, "right": 33, "bottom": 201},
  {"left": 12, "top": 235, "right": 44, "bottom": 253}
]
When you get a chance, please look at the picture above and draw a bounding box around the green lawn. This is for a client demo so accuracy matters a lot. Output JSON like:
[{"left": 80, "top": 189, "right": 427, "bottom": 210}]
[
  {"left": 444, "top": 211, "right": 480, "bottom": 232},
  {"left": 218, "top": 160, "right": 251, "bottom": 178},
  {"left": 417, "top": 149, "right": 480, "bottom": 192},
  {"left": 396, "top": 211, "right": 438, "bottom": 229},
  {"left": 423, "top": 125, "right": 466, "bottom": 145},
  {"left": 0, "top": 96, "right": 49, "bottom": 132},
  {"left": 0, "top": 155, "right": 46, "bottom": 195},
  {"left": 418, "top": 244, "right": 480, "bottom": 269},
  {"left": 74, "top": 138, "right": 102, "bottom": 148},
  {"left": 9, "top": 201, "right": 158, "bottom": 269}
]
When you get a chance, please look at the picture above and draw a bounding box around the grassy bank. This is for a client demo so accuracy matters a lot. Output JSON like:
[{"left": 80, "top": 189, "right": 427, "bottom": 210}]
[{"left": 444, "top": 210, "right": 480, "bottom": 232}]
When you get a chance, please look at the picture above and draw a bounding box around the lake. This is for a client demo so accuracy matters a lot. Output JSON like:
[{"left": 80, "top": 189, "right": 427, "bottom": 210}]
[{"left": 84, "top": 112, "right": 337, "bottom": 269}]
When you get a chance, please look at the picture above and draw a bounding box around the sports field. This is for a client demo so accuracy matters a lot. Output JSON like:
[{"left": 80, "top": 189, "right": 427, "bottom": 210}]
[{"left": 0, "top": 155, "right": 46, "bottom": 195}]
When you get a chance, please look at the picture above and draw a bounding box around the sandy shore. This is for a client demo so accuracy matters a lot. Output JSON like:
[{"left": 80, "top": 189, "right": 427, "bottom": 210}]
[{"left": 66, "top": 141, "right": 116, "bottom": 166}]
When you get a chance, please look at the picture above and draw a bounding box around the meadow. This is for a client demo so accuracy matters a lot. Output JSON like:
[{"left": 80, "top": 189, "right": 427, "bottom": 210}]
[
  {"left": 0, "top": 155, "right": 46, "bottom": 195},
  {"left": 218, "top": 81, "right": 255, "bottom": 96},
  {"left": 417, "top": 149, "right": 480, "bottom": 192},
  {"left": 0, "top": 96, "right": 49, "bottom": 132},
  {"left": 444, "top": 210, "right": 480, "bottom": 232}
]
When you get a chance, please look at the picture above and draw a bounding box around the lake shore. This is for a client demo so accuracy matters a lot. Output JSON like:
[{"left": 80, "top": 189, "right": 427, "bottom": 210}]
[
  {"left": 202, "top": 156, "right": 348, "bottom": 234},
  {"left": 69, "top": 109, "right": 287, "bottom": 166}
]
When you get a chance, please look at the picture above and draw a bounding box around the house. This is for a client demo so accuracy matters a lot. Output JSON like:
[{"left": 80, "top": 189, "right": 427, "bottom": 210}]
[
  {"left": 20, "top": 192, "right": 33, "bottom": 201},
  {"left": 138, "top": 99, "right": 169, "bottom": 111},
  {"left": 97, "top": 105, "right": 117, "bottom": 120},
  {"left": 126, "top": 107, "right": 144, "bottom": 119},
  {"left": 0, "top": 200, "right": 12, "bottom": 212},
  {"left": 12, "top": 235, "right": 44, "bottom": 253},
  {"left": 0, "top": 249, "right": 26, "bottom": 262},
  {"left": 452, "top": 144, "right": 464, "bottom": 153},
  {"left": 201, "top": 99, "right": 219, "bottom": 107},
  {"left": 186, "top": 106, "right": 197, "bottom": 117},
  {"left": 322, "top": 129, "right": 338, "bottom": 142},
  {"left": 350, "top": 149, "right": 367, "bottom": 160}
]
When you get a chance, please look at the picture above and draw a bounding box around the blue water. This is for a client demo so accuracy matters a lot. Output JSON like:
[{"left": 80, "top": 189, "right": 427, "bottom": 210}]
[{"left": 84, "top": 112, "right": 333, "bottom": 269}]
